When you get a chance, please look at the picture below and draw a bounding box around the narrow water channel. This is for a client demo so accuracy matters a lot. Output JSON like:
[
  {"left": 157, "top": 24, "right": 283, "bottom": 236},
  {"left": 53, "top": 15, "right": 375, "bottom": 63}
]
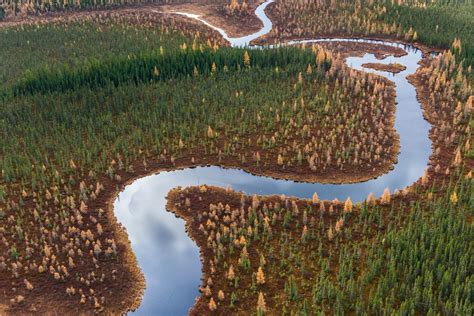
[{"left": 116, "top": 0, "right": 432, "bottom": 314}]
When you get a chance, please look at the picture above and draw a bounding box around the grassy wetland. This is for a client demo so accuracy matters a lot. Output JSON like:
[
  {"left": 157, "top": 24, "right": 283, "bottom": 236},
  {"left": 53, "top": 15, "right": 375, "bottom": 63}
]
[{"left": 0, "top": 0, "right": 473, "bottom": 315}]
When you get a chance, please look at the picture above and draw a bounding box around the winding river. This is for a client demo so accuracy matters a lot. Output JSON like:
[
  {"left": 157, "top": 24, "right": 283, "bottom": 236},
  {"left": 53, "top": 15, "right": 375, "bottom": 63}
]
[{"left": 115, "top": 0, "right": 432, "bottom": 314}]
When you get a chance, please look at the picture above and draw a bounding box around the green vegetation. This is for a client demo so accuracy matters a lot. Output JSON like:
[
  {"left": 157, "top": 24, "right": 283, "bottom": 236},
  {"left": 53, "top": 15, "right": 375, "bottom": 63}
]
[
  {"left": 2, "top": 66, "right": 309, "bottom": 181},
  {"left": 11, "top": 47, "right": 321, "bottom": 96},
  {"left": 364, "top": 184, "right": 472, "bottom": 314},
  {"left": 271, "top": 0, "right": 474, "bottom": 67},
  {"left": 170, "top": 170, "right": 473, "bottom": 314},
  {"left": 2, "top": 42, "right": 395, "bottom": 184},
  {"left": 380, "top": 1, "right": 474, "bottom": 65},
  {"left": 1, "top": 17, "right": 399, "bottom": 187},
  {"left": 0, "top": 15, "right": 210, "bottom": 87},
  {"left": 0, "top": 0, "right": 187, "bottom": 18}
]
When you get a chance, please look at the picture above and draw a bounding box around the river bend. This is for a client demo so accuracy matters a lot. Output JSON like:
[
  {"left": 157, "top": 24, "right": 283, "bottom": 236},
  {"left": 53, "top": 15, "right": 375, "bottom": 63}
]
[{"left": 116, "top": 1, "right": 432, "bottom": 314}]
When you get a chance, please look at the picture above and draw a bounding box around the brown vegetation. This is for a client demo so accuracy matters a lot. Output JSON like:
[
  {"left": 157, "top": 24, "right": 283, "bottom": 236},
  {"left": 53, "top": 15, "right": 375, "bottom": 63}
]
[
  {"left": 407, "top": 45, "right": 473, "bottom": 184},
  {"left": 314, "top": 41, "right": 408, "bottom": 60},
  {"left": 362, "top": 62, "right": 407, "bottom": 73},
  {"left": 160, "top": 0, "right": 265, "bottom": 37}
]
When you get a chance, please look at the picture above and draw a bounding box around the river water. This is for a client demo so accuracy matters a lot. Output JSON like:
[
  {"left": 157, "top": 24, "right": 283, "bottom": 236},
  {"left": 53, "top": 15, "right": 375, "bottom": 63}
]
[{"left": 116, "top": 0, "right": 432, "bottom": 314}]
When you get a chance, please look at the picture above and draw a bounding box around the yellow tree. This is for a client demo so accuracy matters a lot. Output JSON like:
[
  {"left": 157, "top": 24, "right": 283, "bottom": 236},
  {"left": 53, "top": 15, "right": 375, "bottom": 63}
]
[
  {"left": 229, "top": 0, "right": 240, "bottom": 13},
  {"left": 244, "top": 50, "right": 250, "bottom": 67},
  {"left": 316, "top": 49, "right": 325, "bottom": 66},
  {"left": 208, "top": 297, "right": 217, "bottom": 311},
  {"left": 218, "top": 290, "right": 225, "bottom": 301},
  {"left": 207, "top": 126, "right": 214, "bottom": 138},
  {"left": 312, "top": 192, "right": 319, "bottom": 204},
  {"left": 256, "top": 266, "right": 265, "bottom": 285},
  {"left": 381, "top": 188, "right": 391, "bottom": 204},
  {"left": 450, "top": 191, "right": 458, "bottom": 204},
  {"left": 453, "top": 147, "right": 462, "bottom": 166},
  {"left": 241, "top": 0, "right": 249, "bottom": 12},
  {"left": 366, "top": 192, "right": 376, "bottom": 205},
  {"left": 227, "top": 265, "right": 235, "bottom": 280},
  {"left": 277, "top": 154, "right": 284, "bottom": 166},
  {"left": 327, "top": 226, "right": 334, "bottom": 241},
  {"left": 335, "top": 218, "right": 344, "bottom": 233},
  {"left": 343, "top": 197, "right": 352, "bottom": 213}
]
